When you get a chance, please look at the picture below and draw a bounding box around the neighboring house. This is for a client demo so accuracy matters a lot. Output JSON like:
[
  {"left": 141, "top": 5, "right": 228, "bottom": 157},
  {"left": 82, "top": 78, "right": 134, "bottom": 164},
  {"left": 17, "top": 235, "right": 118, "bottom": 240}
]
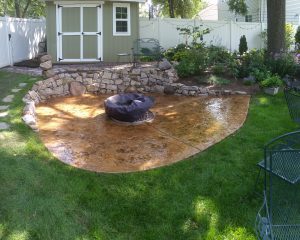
[
  {"left": 198, "top": 2, "right": 218, "bottom": 21},
  {"left": 45, "top": 0, "right": 144, "bottom": 63},
  {"left": 218, "top": 0, "right": 300, "bottom": 24}
]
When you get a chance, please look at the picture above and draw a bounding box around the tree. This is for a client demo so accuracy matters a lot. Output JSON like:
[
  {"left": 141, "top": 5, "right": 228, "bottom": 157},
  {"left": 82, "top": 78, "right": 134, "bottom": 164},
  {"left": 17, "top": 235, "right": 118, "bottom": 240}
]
[
  {"left": 0, "top": 0, "right": 45, "bottom": 18},
  {"left": 267, "top": 0, "right": 285, "bottom": 54},
  {"left": 239, "top": 35, "right": 248, "bottom": 54},
  {"left": 152, "top": 0, "right": 205, "bottom": 18},
  {"left": 227, "top": 0, "right": 247, "bottom": 16},
  {"left": 228, "top": 0, "right": 286, "bottom": 55}
]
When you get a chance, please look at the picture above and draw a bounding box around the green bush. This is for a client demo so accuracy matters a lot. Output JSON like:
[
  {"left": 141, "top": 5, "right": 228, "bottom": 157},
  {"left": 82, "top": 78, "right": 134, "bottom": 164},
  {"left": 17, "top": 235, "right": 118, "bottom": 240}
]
[
  {"left": 266, "top": 53, "right": 297, "bottom": 77},
  {"left": 250, "top": 69, "right": 271, "bottom": 82},
  {"left": 208, "top": 75, "right": 231, "bottom": 85},
  {"left": 212, "top": 63, "right": 226, "bottom": 75},
  {"left": 259, "top": 75, "right": 283, "bottom": 88},
  {"left": 207, "top": 46, "right": 232, "bottom": 64},
  {"left": 175, "top": 59, "right": 197, "bottom": 77},
  {"left": 207, "top": 46, "right": 239, "bottom": 77},
  {"left": 239, "top": 35, "right": 248, "bottom": 55},
  {"left": 286, "top": 23, "right": 295, "bottom": 51},
  {"left": 295, "top": 26, "right": 300, "bottom": 48},
  {"left": 163, "top": 44, "right": 187, "bottom": 61},
  {"left": 237, "top": 49, "right": 266, "bottom": 78},
  {"left": 175, "top": 47, "right": 208, "bottom": 77}
]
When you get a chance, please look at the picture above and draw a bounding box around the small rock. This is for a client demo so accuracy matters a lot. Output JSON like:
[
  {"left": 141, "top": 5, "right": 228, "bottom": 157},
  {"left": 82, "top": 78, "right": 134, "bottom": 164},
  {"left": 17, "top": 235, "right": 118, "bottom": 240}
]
[
  {"left": 154, "top": 85, "right": 164, "bottom": 93},
  {"left": 234, "top": 91, "right": 247, "bottom": 95},
  {"left": 23, "top": 102, "right": 36, "bottom": 116},
  {"left": 0, "top": 105, "right": 9, "bottom": 111},
  {"left": 158, "top": 59, "right": 172, "bottom": 70},
  {"left": 40, "top": 60, "right": 52, "bottom": 70},
  {"left": 2, "top": 95, "right": 14, "bottom": 103},
  {"left": 0, "top": 112, "right": 8, "bottom": 117},
  {"left": 40, "top": 54, "right": 52, "bottom": 63},
  {"left": 164, "top": 85, "right": 176, "bottom": 95},
  {"left": 22, "top": 114, "right": 36, "bottom": 125},
  {"left": 243, "top": 75, "right": 256, "bottom": 85},
  {"left": 11, "top": 89, "right": 21, "bottom": 93},
  {"left": 42, "top": 69, "right": 55, "bottom": 79},
  {"left": 124, "top": 86, "right": 137, "bottom": 93},
  {"left": 69, "top": 81, "right": 86, "bottom": 96},
  {"left": 19, "top": 83, "right": 27, "bottom": 87},
  {"left": 0, "top": 122, "right": 9, "bottom": 130}
]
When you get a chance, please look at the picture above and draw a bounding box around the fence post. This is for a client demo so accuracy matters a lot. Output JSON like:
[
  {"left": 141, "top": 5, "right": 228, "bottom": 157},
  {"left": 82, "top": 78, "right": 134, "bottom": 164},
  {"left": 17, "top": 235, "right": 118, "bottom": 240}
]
[
  {"left": 5, "top": 16, "right": 13, "bottom": 66},
  {"left": 229, "top": 20, "right": 233, "bottom": 52},
  {"left": 157, "top": 17, "right": 161, "bottom": 43}
]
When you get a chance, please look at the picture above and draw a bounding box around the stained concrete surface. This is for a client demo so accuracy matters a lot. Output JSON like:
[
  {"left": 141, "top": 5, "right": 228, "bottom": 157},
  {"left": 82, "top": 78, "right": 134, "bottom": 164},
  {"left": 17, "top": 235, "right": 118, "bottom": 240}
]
[{"left": 36, "top": 94, "right": 250, "bottom": 173}]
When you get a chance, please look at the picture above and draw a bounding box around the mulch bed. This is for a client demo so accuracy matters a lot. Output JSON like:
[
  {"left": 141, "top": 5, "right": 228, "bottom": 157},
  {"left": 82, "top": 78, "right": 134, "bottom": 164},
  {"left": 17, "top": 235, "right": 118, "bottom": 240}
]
[
  {"left": 14, "top": 58, "right": 40, "bottom": 68},
  {"left": 178, "top": 74, "right": 261, "bottom": 95}
]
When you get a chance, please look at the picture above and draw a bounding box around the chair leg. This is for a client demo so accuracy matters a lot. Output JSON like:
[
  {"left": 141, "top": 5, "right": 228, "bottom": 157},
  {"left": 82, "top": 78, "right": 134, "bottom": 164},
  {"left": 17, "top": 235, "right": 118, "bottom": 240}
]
[{"left": 254, "top": 167, "right": 263, "bottom": 195}]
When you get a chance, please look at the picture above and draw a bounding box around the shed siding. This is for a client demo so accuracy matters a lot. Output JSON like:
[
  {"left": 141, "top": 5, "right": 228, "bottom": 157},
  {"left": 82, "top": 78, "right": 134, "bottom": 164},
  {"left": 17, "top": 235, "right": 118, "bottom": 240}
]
[
  {"left": 103, "top": 2, "right": 139, "bottom": 62},
  {"left": 46, "top": 1, "right": 139, "bottom": 63},
  {"left": 46, "top": 2, "right": 57, "bottom": 61}
]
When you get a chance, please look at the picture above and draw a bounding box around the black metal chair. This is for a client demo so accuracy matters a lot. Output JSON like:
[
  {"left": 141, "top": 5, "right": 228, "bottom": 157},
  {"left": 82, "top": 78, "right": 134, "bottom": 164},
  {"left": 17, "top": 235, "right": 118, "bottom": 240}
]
[
  {"left": 132, "top": 38, "right": 163, "bottom": 66},
  {"left": 284, "top": 87, "right": 300, "bottom": 126},
  {"left": 255, "top": 131, "right": 300, "bottom": 240}
]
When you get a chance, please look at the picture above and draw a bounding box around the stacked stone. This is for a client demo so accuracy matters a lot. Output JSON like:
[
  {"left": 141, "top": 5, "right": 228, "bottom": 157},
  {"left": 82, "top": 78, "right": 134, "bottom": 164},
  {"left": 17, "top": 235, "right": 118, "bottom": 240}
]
[
  {"left": 40, "top": 55, "right": 55, "bottom": 79},
  {"left": 22, "top": 60, "right": 247, "bottom": 131}
]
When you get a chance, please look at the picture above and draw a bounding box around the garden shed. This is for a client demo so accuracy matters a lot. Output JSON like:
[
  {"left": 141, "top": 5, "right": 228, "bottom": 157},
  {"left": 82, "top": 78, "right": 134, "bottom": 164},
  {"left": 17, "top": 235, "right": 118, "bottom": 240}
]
[{"left": 45, "top": 0, "right": 143, "bottom": 62}]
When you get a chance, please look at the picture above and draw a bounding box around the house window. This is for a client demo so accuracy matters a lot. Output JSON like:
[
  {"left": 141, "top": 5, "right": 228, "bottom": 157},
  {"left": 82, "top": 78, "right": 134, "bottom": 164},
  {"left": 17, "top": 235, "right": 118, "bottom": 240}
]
[
  {"left": 245, "top": 15, "right": 252, "bottom": 22},
  {"left": 113, "top": 3, "right": 131, "bottom": 36}
]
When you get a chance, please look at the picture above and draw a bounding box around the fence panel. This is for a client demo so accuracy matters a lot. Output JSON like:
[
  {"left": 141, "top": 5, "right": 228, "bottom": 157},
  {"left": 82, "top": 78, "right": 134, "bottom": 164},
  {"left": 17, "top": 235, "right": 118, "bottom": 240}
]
[
  {"left": 0, "top": 17, "right": 11, "bottom": 68},
  {"left": 140, "top": 18, "right": 272, "bottom": 52},
  {"left": 0, "top": 17, "right": 45, "bottom": 68}
]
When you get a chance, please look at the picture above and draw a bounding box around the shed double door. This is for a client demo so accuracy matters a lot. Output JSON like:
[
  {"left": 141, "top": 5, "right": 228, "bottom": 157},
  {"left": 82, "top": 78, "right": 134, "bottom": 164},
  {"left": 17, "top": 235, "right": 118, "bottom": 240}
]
[{"left": 57, "top": 4, "right": 102, "bottom": 62}]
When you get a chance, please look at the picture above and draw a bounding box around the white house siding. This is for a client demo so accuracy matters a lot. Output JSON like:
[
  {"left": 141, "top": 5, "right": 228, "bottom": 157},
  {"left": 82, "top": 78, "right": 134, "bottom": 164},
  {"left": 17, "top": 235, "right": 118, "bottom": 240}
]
[
  {"left": 261, "top": 0, "right": 300, "bottom": 24},
  {"left": 219, "top": 0, "right": 300, "bottom": 24},
  {"left": 198, "top": 3, "right": 218, "bottom": 20},
  {"left": 218, "top": 0, "right": 260, "bottom": 22}
]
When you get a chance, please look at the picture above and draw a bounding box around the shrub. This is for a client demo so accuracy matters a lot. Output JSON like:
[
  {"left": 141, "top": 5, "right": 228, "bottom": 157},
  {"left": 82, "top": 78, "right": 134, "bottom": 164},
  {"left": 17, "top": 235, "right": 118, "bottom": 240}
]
[
  {"left": 286, "top": 23, "right": 295, "bottom": 51},
  {"left": 175, "top": 47, "right": 208, "bottom": 77},
  {"left": 212, "top": 63, "right": 226, "bottom": 75},
  {"left": 175, "top": 58, "right": 197, "bottom": 77},
  {"left": 295, "top": 26, "right": 300, "bottom": 49},
  {"left": 208, "top": 75, "right": 230, "bottom": 85},
  {"left": 251, "top": 69, "right": 271, "bottom": 82},
  {"left": 265, "top": 53, "right": 297, "bottom": 77},
  {"left": 239, "top": 35, "right": 248, "bottom": 55},
  {"left": 237, "top": 49, "right": 266, "bottom": 78},
  {"left": 163, "top": 44, "right": 187, "bottom": 61},
  {"left": 207, "top": 45, "right": 232, "bottom": 65},
  {"left": 259, "top": 75, "right": 283, "bottom": 88}
]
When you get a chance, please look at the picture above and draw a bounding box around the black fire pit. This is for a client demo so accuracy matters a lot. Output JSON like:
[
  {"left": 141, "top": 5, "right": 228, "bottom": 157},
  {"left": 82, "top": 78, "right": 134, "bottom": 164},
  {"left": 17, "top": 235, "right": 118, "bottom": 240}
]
[{"left": 104, "top": 93, "right": 155, "bottom": 124}]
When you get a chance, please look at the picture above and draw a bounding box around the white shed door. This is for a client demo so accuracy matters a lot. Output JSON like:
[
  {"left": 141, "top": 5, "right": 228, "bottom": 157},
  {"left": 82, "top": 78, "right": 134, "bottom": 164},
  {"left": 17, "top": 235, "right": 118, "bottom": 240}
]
[{"left": 57, "top": 4, "right": 102, "bottom": 62}]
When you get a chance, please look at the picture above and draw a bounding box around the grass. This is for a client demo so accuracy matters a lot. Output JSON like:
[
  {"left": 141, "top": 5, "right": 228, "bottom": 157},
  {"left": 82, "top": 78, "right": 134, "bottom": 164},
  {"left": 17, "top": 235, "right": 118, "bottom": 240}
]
[{"left": 0, "top": 70, "right": 297, "bottom": 240}]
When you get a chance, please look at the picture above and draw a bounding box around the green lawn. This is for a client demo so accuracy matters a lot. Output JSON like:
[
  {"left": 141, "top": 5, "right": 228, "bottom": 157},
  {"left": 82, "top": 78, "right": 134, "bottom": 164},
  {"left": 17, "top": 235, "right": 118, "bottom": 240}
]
[{"left": 0, "top": 71, "right": 297, "bottom": 240}]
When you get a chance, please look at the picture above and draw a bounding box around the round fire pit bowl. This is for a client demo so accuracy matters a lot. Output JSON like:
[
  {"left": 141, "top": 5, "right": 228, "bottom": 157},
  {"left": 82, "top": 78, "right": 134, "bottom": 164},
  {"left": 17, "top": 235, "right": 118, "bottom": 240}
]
[{"left": 104, "top": 93, "right": 155, "bottom": 124}]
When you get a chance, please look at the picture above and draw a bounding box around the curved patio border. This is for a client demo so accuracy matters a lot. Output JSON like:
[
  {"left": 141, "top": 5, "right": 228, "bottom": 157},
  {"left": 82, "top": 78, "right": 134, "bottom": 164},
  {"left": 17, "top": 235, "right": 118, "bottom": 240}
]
[{"left": 22, "top": 63, "right": 247, "bottom": 131}]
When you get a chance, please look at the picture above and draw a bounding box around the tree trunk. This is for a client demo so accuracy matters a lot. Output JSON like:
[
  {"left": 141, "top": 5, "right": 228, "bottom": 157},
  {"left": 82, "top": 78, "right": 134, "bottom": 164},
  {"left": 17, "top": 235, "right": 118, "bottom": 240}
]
[
  {"left": 22, "top": 0, "right": 32, "bottom": 18},
  {"left": 267, "top": 0, "right": 285, "bottom": 55},
  {"left": 168, "top": 0, "right": 175, "bottom": 18},
  {"left": 14, "top": 0, "right": 21, "bottom": 17}
]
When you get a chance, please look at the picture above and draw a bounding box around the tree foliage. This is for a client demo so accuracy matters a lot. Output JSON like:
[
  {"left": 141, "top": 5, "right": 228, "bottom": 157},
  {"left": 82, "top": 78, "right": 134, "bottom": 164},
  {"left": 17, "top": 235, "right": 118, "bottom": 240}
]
[
  {"left": 0, "top": 0, "right": 45, "bottom": 18},
  {"left": 227, "top": 0, "right": 248, "bottom": 16},
  {"left": 152, "top": 0, "right": 205, "bottom": 18},
  {"left": 239, "top": 35, "right": 248, "bottom": 55}
]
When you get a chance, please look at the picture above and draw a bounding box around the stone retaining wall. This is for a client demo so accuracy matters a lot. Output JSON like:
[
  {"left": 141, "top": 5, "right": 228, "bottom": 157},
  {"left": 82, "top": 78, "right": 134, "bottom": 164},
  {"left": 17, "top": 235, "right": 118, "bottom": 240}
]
[{"left": 22, "top": 57, "right": 247, "bottom": 131}]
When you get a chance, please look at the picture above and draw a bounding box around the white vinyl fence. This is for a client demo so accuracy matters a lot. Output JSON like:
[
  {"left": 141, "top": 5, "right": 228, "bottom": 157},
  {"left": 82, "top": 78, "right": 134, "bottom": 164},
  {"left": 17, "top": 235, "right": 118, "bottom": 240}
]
[
  {"left": 0, "top": 17, "right": 45, "bottom": 68},
  {"left": 140, "top": 18, "right": 269, "bottom": 51}
]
